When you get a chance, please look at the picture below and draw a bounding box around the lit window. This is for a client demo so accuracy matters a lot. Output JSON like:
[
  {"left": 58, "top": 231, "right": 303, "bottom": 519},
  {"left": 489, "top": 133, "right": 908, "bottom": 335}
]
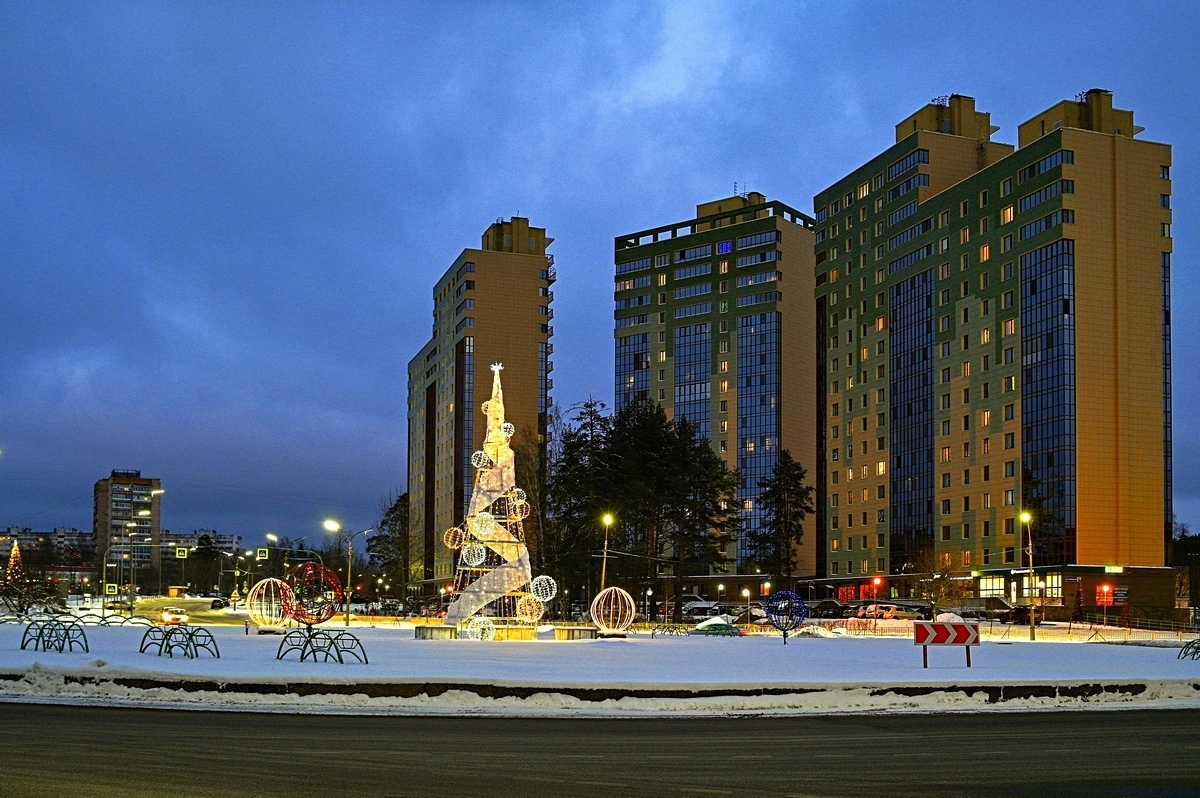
[
  {"left": 981, "top": 328, "right": 991, "bottom": 345},
  {"left": 876, "top": 461, "right": 886, "bottom": 476},
  {"left": 1003, "top": 318, "right": 1016, "bottom": 336},
  {"left": 979, "top": 243, "right": 990, "bottom": 262},
  {"left": 1001, "top": 205, "right": 1014, "bottom": 224}
]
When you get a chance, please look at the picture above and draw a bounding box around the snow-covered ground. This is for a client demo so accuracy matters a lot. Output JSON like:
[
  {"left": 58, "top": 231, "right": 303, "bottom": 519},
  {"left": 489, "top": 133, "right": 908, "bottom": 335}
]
[{"left": 1, "top": 623, "right": 1198, "bottom": 717}]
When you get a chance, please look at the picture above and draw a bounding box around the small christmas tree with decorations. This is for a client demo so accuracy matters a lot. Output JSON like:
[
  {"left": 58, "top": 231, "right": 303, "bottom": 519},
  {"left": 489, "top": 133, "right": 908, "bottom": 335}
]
[{"left": 5, "top": 540, "right": 23, "bottom": 585}]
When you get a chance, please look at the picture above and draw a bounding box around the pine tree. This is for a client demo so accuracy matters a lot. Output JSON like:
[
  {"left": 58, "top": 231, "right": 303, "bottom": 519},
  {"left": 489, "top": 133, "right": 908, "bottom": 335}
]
[{"left": 748, "top": 449, "right": 815, "bottom": 578}]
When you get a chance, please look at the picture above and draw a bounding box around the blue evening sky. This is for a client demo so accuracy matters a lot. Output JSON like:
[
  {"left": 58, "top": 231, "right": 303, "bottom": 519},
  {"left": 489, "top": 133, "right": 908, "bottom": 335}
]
[{"left": 1, "top": 2, "right": 1196, "bottom": 543}]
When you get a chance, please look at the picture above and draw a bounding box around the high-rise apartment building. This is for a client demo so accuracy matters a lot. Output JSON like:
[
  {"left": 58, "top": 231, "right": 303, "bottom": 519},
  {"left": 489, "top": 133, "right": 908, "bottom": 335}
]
[
  {"left": 614, "top": 193, "right": 817, "bottom": 574},
  {"left": 93, "top": 469, "right": 163, "bottom": 589},
  {"left": 407, "top": 217, "right": 555, "bottom": 594},
  {"left": 811, "top": 91, "right": 1173, "bottom": 610}
]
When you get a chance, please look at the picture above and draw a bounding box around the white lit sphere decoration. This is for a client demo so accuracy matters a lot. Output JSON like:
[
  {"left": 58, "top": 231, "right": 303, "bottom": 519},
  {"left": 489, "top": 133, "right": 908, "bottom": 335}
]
[
  {"left": 516, "top": 596, "right": 545, "bottom": 623},
  {"left": 511, "top": 488, "right": 527, "bottom": 502},
  {"left": 467, "top": 616, "right": 496, "bottom": 641},
  {"left": 443, "top": 526, "right": 466, "bottom": 550},
  {"left": 590, "top": 586, "right": 637, "bottom": 634},
  {"left": 470, "top": 512, "right": 497, "bottom": 538},
  {"left": 246, "top": 578, "right": 292, "bottom": 627},
  {"left": 529, "top": 575, "right": 557, "bottom": 602},
  {"left": 470, "top": 450, "right": 492, "bottom": 470},
  {"left": 501, "top": 422, "right": 515, "bottom": 438},
  {"left": 461, "top": 542, "right": 487, "bottom": 567}
]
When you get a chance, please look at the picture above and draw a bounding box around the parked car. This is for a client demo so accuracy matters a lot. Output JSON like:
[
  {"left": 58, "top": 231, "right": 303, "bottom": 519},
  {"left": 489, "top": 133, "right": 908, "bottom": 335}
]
[
  {"left": 160, "top": 607, "right": 189, "bottom": 626},
  {"left": 998, "top": 605, "right": 1044, "bottom": 624},
  {"left": 949, "top": 597, "right": 1014, "bottom": 620},
  {"left": 808, "top": 600, "right": 845, "bottom": 618}
]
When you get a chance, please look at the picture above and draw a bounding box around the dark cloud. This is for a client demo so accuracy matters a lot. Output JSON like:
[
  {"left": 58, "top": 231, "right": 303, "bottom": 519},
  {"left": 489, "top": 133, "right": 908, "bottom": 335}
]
[{"left": 1, "top": 2, "right": 1197, "bottom": 540}]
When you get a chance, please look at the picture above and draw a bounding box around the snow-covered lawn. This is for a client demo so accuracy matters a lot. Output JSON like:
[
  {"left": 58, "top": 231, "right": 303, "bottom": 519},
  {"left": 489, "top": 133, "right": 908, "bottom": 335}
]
[{"left": 1, "top": 623, "right": 1197, "bottom": 716}]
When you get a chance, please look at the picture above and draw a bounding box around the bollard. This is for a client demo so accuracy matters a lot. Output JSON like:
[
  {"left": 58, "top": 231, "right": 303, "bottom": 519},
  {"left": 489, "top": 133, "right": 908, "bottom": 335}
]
[{"left": 245, "top": 620, "right": 250, "bottom": 635}]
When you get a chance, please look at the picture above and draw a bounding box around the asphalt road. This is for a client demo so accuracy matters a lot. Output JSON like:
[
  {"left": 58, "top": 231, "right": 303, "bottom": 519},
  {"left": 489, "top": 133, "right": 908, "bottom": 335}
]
[{"left": 0, "top": 703, "right": 1197, "bottom": 798}]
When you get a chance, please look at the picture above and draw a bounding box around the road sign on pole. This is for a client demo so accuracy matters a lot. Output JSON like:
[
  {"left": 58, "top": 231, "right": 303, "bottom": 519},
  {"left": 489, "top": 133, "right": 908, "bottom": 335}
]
[{"left": 914, "top": 621, "right": 980, "bottom": 668}]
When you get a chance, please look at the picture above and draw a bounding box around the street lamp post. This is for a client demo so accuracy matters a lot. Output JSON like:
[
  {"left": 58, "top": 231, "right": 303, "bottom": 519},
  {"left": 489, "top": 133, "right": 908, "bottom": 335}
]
[
  {"left": 742, "top": 588, "right": 751, "bottom": 628},
  {"left": 599, "top": 513, "right": 614, "bottom": 591},
  {"left": 1101, "top": 583, "right": 1112, "bottom": 627},
  {"left": 1020, "top": 511, "right": 1035, "bottom": 641},
  {"left": 324, "top": 520, "right": 374, "bottom": 628}
]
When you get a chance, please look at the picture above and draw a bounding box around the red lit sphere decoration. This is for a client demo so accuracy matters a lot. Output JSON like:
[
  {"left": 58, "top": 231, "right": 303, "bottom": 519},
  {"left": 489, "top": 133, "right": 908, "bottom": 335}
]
[{"left": 282, "top": 563, "right": 344, "bottom": 625}]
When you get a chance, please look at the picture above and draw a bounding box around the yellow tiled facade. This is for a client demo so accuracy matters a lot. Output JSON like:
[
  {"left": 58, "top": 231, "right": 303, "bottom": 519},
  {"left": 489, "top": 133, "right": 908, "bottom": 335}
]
[{"left": 407, "top": 218, "right": 554, "bottom": 593}]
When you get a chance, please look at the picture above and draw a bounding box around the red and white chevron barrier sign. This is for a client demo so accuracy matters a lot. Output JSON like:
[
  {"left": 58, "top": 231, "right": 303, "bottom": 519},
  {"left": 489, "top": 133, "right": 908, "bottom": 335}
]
[
  {"left": 913, "top": 621, "right": 980, "bottom": 646},
  {"left": 914, "top": 621, "right": 980, "bottom": 668}
]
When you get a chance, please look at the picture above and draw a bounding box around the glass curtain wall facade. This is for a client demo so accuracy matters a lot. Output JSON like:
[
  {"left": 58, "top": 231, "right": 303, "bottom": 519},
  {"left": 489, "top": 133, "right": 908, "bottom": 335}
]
[
  {"left": 614, "top": 195, "right": 816, "bottom": 576},
  {"left": 813, "top": 92, "right": 1171, "bottom": 606}
]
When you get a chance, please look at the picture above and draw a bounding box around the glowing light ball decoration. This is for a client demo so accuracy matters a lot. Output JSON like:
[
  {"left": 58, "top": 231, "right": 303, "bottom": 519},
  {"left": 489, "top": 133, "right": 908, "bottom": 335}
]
[
  {"left": 461, "top": 542, "right": 487, "bottom": 567},
  {"left": 765, "top": 590, "right": 808, "bottom": 645},
  {"left": 246, "top": 578, "right": 292, "bottom": 627},
  {"left": 516, "top": 596, "right": 545, "bottom": 623},
  {"left": 529, "top": 575, "right": 557, "bottom": 603},
  {"left": 282, "top": 562, "right": 344, "bottom": 626},
  {"left": 443, "top": 526, "right": 466, "bottom": 550},
  {"left": 590, "top": 586, "right": 636, "bottom": 635}
]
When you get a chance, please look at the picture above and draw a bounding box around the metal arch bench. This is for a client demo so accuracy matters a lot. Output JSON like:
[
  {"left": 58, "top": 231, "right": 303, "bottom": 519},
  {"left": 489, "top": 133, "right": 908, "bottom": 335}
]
[
  {"left": 20, "top": 620, "right": 88, "bottom": 653},
  {"left": 300, "top": 630, "right": 342, "bottom": 663},
  {"left": 331, "top": 631, "right": 368, "bottom": 664},
  {"left": 276, "top": 628, "right": 368, "bottom": 664},
  {"left": 20, "top": 621, "right": 45, "bottom": 651},
  {"left": 187, "top": 627, "right": 220, "bottom": 659},
  {"left": 276, "top": 630, "right": 310, "bottom": 661},
  {"left": 139, "top": 626, "right": 168, "bottom": 655},
  {"left": 161, "top": 627, "right": 196, "bottom": 658},
  {"left": 1179, "top": 639, "right": 1200, "bottom": 660},
  {"left": 140, "top": 625, "right": 221, "bottom": 659},
  {"left": 62, "top": 622, "right": 90, "bottom": 653}
]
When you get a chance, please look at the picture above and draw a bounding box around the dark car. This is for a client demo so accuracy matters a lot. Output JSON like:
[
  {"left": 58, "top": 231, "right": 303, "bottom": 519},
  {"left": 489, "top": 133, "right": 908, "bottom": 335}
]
[
  {"left": 210, "top": 598, "right": 229, "bottom": 610},
  {"left": 999, "top": 605, "right": 1045, "bottom": 624},
  {"left": 808, "top": 600, "right": 845, "bottom": 618}
]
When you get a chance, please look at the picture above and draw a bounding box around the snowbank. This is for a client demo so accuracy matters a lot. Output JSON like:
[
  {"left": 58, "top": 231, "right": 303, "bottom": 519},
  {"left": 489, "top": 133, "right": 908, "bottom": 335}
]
[{"left": 0, "top": 624, "right": 1197, "bottom": 717}]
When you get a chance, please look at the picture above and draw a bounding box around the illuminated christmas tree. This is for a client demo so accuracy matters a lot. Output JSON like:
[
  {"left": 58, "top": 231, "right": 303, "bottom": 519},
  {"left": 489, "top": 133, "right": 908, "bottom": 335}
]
[
  {"left": 443, "top": 363, "right": 556, "bottom": 638},
  {"left": 5, "top": 540, "right": 23, "bottom": 585}
]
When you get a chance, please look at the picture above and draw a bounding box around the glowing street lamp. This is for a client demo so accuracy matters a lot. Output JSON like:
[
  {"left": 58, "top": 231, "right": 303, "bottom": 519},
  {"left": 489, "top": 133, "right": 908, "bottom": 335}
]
[
  {"left": 741, "top": 587, "right": 751, "bottom": 627},
  {"left": 1100, "top": 583, "right": 1112, "bottom": 627},
  {"left": 599, "top": 513, "right": 614, "bottom": 590},
  {"left": 873, "top": 576, "right": 883, "bottom": 601},
  {"left": 324, "top": 519, "right": 374, "bottom": 627}
]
